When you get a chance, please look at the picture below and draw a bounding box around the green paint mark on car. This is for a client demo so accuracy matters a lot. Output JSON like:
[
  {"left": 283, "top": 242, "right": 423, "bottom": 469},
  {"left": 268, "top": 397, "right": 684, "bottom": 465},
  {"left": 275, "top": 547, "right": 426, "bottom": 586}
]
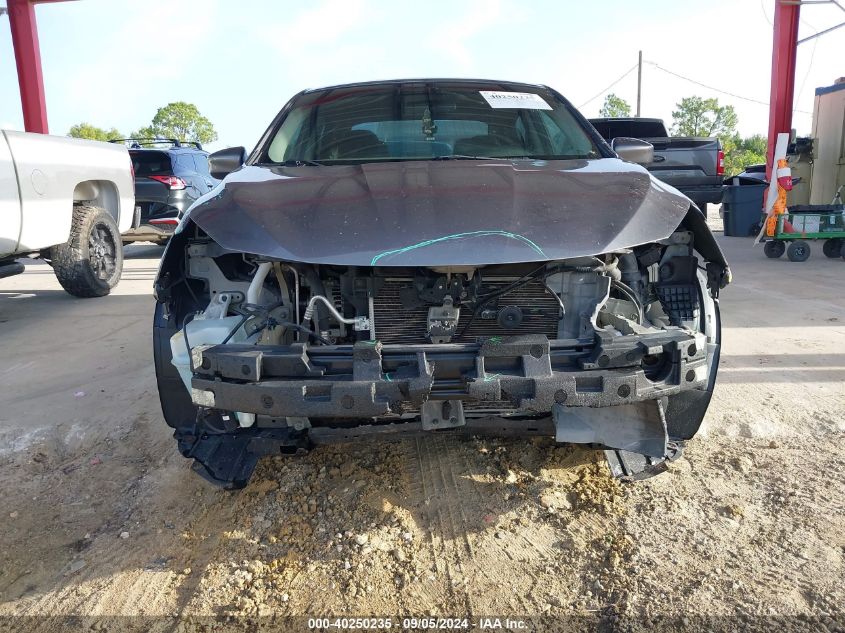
[{"left": 370, "top": 230, "right": 547, "bottom": 266}]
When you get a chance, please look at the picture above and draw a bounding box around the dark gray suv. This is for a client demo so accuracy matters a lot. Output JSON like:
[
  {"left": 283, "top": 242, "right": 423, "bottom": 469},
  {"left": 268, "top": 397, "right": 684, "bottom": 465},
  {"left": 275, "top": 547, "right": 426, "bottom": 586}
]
[
  {"left": 116, "top": 139, "right": 218, "bottom": 245},
  {"left": 152, "top": 79, "right": 730, "bottom": 488}
]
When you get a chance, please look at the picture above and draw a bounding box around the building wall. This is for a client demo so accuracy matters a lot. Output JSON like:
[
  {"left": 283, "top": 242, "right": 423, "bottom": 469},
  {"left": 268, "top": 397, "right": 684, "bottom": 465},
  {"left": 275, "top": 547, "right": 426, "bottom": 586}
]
[{"left": 810, "top": 80, "right": 845, "bottom": 205}]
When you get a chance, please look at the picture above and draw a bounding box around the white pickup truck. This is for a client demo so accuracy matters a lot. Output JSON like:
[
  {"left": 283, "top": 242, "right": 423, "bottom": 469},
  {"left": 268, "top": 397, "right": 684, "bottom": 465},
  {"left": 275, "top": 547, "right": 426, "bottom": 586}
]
[{"left": 1, "top": 130, "right": 135, "bottom": 297}]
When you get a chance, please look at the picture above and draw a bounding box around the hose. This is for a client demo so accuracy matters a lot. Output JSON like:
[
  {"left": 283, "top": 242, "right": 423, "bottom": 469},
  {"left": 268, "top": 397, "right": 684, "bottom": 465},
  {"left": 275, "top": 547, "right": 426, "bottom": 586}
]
[
  {"left": 182, "top": 312, "right": 197, "bottom": 372},
  {"left": 277, "top": 322, "right": 331, "bottom": 345},
  {"left": 302, "top": 295, "right": 367, "bottom": 330},
  {"left": 275, "top": 263, "right": 299, "bottom": 324},
  {"left": 571, "top": 255, "right": 621, "bottom": 280},
  {"left": 610, "top": 279, "right": 644, "bottom": 324},
  {"left": 302, "top": 268, "right": 330, "bottom": 332},
  {"left": 247, "top": 262, "right": 272, "bottom": 305},
  {"left": 234, "top": 301, "right": 332, "bottom": 344},
  {"left": 220, "top": 313, "right": 250, "bottom": 345}
]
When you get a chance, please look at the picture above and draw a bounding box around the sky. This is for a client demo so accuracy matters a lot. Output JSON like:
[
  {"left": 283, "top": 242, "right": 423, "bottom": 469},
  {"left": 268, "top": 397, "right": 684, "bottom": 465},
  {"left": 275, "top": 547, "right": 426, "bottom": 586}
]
[{"left": 1, "top": 0, "right": 843, "bottom": 152}]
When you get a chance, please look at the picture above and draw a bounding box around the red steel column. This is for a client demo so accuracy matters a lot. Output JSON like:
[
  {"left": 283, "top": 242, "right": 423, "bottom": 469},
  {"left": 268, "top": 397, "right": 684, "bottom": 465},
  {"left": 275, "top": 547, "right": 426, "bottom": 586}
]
[
  {"left": 766, "top": 0, "right": 800, "bottom": 180},
  {"left": 7, "top": 0, "right": 49, "bottom": 133}
]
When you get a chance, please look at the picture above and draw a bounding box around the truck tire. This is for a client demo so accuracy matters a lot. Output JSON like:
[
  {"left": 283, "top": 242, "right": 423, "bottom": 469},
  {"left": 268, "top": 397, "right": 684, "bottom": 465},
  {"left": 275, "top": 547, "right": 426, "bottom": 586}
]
[{"left": 51, "top": 205, "right": 123, "bottom": 297}]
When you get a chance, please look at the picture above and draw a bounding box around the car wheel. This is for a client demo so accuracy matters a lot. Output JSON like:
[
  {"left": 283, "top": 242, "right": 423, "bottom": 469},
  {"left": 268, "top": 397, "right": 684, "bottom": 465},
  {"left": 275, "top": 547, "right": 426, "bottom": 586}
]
[
  {"left": 786, "top": 240, "right": 811, "bottom": 262},
  {"left": 51, "top": 205, "right": 123, "bottom": 297},
  {"left": 822, "top": 239, "right": 842, "bottom": 258},
  {"left": 763, "top": 240, "right": 785, "bottom": 259}
]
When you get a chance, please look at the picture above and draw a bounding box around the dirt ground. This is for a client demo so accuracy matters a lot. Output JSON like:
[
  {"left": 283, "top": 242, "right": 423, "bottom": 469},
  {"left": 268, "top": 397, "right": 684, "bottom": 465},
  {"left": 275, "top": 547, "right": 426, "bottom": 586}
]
[{"left": 1, "top": 211, "right": 843, "bottom": 632}]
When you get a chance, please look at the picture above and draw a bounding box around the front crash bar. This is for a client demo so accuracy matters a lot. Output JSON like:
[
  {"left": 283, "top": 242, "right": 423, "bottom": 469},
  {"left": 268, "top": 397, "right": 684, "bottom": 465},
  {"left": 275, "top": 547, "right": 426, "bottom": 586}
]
[{"left": 189, "top": 332, "right": 708, "bottom": 420}]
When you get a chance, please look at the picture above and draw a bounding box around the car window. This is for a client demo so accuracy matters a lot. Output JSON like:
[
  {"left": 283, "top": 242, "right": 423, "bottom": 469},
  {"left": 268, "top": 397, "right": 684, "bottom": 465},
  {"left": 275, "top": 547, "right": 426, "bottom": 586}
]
[
  {"left": 130, "top": 151, "right": 173, "bottom": 176},
  {"left": 265, "top": 84, "right": 599, "bottom": 164},
  {"left": 193, "top": 154, "right": 210, "bottom": 176},
  {"left": 173, "top": 154, "right": 195, "bottom": 174}
]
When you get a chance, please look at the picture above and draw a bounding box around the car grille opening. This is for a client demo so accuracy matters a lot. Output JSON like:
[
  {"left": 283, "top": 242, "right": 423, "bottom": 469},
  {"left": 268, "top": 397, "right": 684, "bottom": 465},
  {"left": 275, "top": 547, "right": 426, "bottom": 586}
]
[{"left": 372, "top": 278, "right": 561, "bottom": 344}]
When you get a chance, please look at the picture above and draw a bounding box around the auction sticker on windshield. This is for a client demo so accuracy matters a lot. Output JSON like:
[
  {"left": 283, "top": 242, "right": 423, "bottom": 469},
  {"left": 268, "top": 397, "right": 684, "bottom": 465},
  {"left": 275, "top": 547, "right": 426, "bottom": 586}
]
[{"left": 479, "top": 91, "right": 552, "bottom": 110}]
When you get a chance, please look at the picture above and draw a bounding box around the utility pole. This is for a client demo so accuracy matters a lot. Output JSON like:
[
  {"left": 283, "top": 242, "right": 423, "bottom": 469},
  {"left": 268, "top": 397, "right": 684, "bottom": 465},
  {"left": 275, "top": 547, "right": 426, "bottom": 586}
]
[{"left": 636, "top": 50, "right": 642, "bottom": 117}]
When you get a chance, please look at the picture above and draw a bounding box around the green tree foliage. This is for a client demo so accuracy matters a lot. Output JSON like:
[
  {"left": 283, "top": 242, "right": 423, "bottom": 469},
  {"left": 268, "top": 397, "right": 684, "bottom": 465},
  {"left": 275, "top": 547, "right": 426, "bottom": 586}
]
[
  {"left": 131, "top": 102, "right": 217, "bottom": 144},
  {"left": 599, "top": 93, "right": 631, "bottom": 118},
  {"left": 68, "top": 123, "right": 122, "bottom": 142},
  {"left": 671, "top": 96, "right": 738, "bottom": 139},
  {"left": 722, "top": 133, "right": 768, "bottom": 177}
]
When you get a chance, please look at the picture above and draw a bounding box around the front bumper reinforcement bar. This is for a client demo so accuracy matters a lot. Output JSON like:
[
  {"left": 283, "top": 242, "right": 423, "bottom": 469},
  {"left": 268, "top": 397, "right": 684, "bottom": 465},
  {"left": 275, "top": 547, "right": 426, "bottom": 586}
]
[{"left": 189, "top": 331, "right": 706, "bottom": 429}]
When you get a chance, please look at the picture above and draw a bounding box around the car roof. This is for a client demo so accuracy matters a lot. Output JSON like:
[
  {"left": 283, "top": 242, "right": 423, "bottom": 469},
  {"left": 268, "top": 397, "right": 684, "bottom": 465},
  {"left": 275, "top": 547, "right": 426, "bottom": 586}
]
[{"left": 302, "top": 78, "right": 552, "bottom": 93}]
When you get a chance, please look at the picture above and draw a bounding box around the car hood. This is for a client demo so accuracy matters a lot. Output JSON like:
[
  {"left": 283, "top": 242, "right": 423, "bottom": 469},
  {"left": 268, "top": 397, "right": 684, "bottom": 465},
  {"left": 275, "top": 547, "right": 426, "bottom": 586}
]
[{"left": 186, "top": 158, "right": 691, "bottom": 266}]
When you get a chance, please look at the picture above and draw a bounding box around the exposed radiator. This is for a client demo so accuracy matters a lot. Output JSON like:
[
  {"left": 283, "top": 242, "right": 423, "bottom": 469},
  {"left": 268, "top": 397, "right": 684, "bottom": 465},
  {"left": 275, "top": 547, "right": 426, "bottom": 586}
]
[{"left": 372, "top": 278, "right": 561, "bottom": 344}]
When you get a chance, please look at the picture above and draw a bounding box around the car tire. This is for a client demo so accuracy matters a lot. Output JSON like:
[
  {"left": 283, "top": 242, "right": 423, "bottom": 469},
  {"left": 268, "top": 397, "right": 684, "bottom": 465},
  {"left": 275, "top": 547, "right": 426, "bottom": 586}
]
[
  {"left": 763, "top": 241, "right": 785, "bottom": 259},
  {"left": 51, "top": 204, "right": 123, "bottom": 297},
  {"left": 786, "top": 240, "right": 811, "bottom": 263},
  {"left": 822, "top": 239, "right": 842, "bottom": 258}
]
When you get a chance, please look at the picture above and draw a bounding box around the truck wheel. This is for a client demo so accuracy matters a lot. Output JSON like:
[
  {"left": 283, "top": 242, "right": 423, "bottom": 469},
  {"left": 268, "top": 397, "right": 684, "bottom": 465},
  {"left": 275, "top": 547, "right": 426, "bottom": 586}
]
[
  {"left": 51, "top": 205, "right": 123, "bottom": 297},
  {"left": 786, "top": 240, "right": 810, "bottom": 262},
  {"left": 763, "top": 241, "right": 785, "bottom": 258},
  {"left": 822, "top": 239, "right": 842, "bottom": 258}
]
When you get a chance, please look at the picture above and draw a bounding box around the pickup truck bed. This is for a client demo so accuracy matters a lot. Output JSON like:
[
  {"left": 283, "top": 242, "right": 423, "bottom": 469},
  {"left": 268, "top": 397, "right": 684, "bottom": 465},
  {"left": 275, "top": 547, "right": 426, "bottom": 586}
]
[
  {"left": 1, "top": 130, "right": 134, "bottom": 296},
  {"left": 589, "top": 118, "right": 724, "bottom": 209}
]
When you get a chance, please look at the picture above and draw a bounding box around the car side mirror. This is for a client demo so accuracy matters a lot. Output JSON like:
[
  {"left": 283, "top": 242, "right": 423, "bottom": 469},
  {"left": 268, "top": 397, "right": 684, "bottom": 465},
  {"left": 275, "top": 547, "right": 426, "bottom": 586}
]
[
  {"left": 208, "top": 146, "right": 247, "bottom": 179},
  {"left": 611, "top": 137, "right": 654, "bottom": 165}
]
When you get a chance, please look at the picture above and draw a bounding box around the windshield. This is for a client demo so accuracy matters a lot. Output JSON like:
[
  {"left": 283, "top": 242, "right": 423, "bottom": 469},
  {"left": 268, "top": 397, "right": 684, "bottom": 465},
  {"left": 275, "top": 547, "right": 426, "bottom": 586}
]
[{"left": 263, "top": 83, "right": 601, "bottom": 164}]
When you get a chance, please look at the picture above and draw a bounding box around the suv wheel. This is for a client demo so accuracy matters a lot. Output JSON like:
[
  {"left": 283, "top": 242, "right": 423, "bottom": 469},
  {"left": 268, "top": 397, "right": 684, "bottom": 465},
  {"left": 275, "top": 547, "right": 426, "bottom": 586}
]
[{"left": 51, "top": 205, "right": 123, "bottom": 297}]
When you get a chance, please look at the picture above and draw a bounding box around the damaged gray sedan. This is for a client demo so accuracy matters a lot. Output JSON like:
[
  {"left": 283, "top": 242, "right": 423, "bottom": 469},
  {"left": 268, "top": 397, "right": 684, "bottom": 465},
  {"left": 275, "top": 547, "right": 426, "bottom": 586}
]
[{"left": 152, "top": 79, "right": 730, "bottom": 488}]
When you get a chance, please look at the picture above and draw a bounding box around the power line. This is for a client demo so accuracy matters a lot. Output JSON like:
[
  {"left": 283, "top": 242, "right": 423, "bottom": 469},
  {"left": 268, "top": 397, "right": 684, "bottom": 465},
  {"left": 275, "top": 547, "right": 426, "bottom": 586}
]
[
  {"left": 577, "top": 64, "right": 638, "bottom": 109},
  {"left": 796, "top": 35, "right": 819, "bottom": 105},
  {"left": 760, "top": 0, "right": 772, "bottom": 26},
  {"left": 644, "top": 60, "right": 813, "bottom": 114}
]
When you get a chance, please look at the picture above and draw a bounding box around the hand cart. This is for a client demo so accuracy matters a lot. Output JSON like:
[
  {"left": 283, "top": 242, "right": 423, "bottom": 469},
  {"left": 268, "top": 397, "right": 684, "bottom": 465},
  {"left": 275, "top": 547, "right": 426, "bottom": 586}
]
[{"left": 762, "top": 204, "right": 845, "bottom": 261}]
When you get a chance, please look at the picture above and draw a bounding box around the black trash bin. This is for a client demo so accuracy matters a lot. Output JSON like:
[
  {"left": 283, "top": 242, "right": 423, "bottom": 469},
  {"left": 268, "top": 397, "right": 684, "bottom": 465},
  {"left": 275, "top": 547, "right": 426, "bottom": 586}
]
[{"left": 722, "top": 184, "right": 766, "bottom": 237}]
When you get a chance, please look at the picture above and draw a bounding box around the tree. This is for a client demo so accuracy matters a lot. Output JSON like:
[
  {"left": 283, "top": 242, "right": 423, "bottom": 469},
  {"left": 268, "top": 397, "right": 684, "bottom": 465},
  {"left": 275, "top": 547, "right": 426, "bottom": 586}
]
[
  {"left": 68, "top": 123, "right": 122, "bottom": 142},
  {"left": 599, "top": 93, "right": 631, "bottom": 118},
  {"left": 131, "top": 102, "right": 217, "bottom": 144},
  {"left": 671, "top": 96, "right": 737, "bottom": 139},
  {"left": 722, "top": 133, "right": 767, "bottom": 177}
]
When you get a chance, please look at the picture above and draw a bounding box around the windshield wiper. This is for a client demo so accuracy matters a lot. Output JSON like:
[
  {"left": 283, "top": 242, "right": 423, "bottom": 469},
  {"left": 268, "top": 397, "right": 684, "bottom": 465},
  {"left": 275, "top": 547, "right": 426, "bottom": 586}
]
[
  {"left": 280, "top": 159, "right": 325, "bottom": 167},
  {"left": 432, "top": 154, "right": 499, "bottom": 161},
  {"left": 502, "top": 154, "right": 594, "bottom": 160}
]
